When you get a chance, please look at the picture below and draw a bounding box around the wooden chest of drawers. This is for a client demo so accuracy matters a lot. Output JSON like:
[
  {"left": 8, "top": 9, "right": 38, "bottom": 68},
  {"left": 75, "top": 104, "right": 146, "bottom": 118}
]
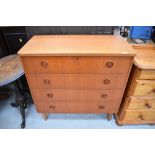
[
  {"left": 18, "top": 35, "right": 135, "bottom": 120},
  {"left": 116, "top": 45, "right": 155, "bottom": 125}
]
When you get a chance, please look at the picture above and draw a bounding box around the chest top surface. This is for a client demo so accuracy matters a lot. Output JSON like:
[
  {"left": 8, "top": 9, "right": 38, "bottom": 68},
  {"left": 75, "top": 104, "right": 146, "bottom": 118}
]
[
  {"left": 133, "top": 45, "right": 155, "bottom": 70},
  {"left": 18, "top": 35, "right": 135, "bottom": 56}
]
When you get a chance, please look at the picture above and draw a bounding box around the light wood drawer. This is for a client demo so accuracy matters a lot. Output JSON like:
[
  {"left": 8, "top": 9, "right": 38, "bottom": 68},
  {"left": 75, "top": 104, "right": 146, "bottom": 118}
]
[
  {"left": 124, "top": 110, "right": 155, "bottom": 121},
  {"left": 21, "top": 56, "right": 132, "bottom": 74},
  {"left": 128, "top": 97, "right": 155, "bottom": 110},
  {"left": 138, "top": 70, "right": 155, "bottom": 80},
  {"left": 27, "top": 74, "right": 127, "bottom": 89},
  {"left": 130, "top": 80, "right": 155, "bottom": 96},
  {"left": 34, "top": 101, "right": 118, "bottom": 113},
  {"left": 31, "top": 89, "right": 123, "bottom": 103}
]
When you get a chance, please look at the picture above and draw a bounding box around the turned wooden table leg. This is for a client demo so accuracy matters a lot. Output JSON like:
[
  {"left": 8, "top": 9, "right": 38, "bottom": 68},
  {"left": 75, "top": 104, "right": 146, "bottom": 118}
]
[
  {"left": 42, "top": 113, "right": 48, "bottom": 120},
  {"left": 107, "top": 113, "right": 112, "bottom": 121}
]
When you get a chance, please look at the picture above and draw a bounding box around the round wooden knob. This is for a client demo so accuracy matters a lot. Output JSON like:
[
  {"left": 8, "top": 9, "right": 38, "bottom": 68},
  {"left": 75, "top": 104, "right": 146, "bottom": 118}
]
[
  {"left": 105, "top": 62, "right": 114, "bottom": 68},
  {"left": 152, "top": 88, "right": 155, "bottom": 93},
  {"left": 99, "top": 105, "right": 105, "bottom": 109},
  {"left": 44, "top": 79, "right": 50, "bottom": 85},
  {"left": 138, "top": 114, "right": 144, "bottom": 120},
  {"left": 101, "top": 94, "right": 108, "bottom": 98},
  {"left": 145, "top": 103, "right": 152, "bottom": 109},
  {"left": 41, "top": 61, "right": 48, "bottom": 67},
  {"left": 49, "top": 105, "right": 55, "bottom": 109},
  {"left": 47, "top": 93, "right": 53, "bottom": 98},
  {"left": 103, "top": 79, "right": 110, "bottom": 84}
]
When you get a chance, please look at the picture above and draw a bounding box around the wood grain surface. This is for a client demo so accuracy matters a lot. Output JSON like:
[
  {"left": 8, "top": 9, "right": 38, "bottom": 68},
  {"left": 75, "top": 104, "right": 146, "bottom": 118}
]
[
  {"left": 34, "top": 101, "right": 118, "bottom": 113},
  {"left": 127, "top": 96, "right": 155, "bottom": 110},
  {"left": 18, "top": 35, "right": 136, "bottom": 56},
  {"left": 18, "top": 35, "right": 134, "bottom": 118},
  {"left": 0, "top": 54, "right": 24, "bottom": 86},
  {"left": 30, "top": 89, "right": 123, "bottom": 102},
  {"left": 116, "top": 45, "right": 155, "bottom": 125},
  {"left": 138, "top": 70, "right": 155, "bottom": 80},
  {"left": 133, "top": 45, "right": 155, "bottom": 70},
  {"left": 132, "top": 80, "right": 155, "bottom": 96},
  {"left": 26, "top": 73, "right": 127, "bottom": 89},
  {"left": 123, "top": 110, "right": 155, "bottom": 121},
  {"left": 21, "top": 56, "right": 132, "bottom": 74}
]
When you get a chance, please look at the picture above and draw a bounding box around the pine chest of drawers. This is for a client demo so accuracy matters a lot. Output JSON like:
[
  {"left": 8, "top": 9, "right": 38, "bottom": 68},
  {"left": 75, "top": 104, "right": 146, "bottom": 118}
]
[
  {"left": 116, "top": 45, "right": 155, "bottom": 125},
  {"left": 18, "top": 35, "right": 135, "bottom": 120}
]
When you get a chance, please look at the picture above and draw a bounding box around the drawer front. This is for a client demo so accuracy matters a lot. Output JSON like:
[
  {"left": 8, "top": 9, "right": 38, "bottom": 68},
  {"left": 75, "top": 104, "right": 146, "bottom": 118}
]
[
  {"left": 128, "top": 97, "right": 155, "bottom": 110},
  {"left": 132, "top": 80, "right": 155, "bottom": 96},
  {"left": 31, "top": 89, "right": 123, "bottom": 102},
  {"left": 34, "top": 101, "right": 119, "bottom": 113},
  {"left": 138, "top": 70, "right": 155, "bottom": 80},
  {"left": 124, "top": 110, "right": 155, "bottom": 121},
  {"left": 22, "top": 56, "right": 132, "bottom": 74},
  {"left": 27, "top": 74, "right": 127, "bottom": 89}
]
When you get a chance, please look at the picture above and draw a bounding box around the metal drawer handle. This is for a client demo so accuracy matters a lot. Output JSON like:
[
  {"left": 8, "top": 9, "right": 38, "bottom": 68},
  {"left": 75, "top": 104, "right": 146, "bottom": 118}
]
[
  {"left": 49, "top": 105, "right": 55, "bottom": 109},
  {"left": 101, "top": 94, "right": 108, "bottom": 98},
  {"left": 103, "top": 79, "right": 110, "bottom": 84},
  {"left": 105, "top": 62, "right": 114, "bottom": 68},
  {"left": 44, "top": 79, "right": 50, "bottom": 85},
  {"left": 99, "top": 105, "right": 105, "bottom": 109},
  {"left": 138, "top": 114, "right": 145, "bottom": 120},
  {"left": 47, "top": 93, "right": 53, "bottom": 98},
  {"left": 145, "top": 103, "right": 152, "bottom": 109},
  {"left": 41, "top": 61, "right": 48, "bottom": 67}
]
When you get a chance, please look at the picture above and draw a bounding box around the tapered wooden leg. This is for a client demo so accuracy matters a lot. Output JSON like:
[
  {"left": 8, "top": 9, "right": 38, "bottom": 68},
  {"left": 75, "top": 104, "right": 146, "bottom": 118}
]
[
  {"left": 107, "top": 113, "right": 112, "bottom": 121},
  {"left": 42, "top": 113, "right": 48, "bottom": 120},
  {"left": 114, "top": 114, "right": 123, "bottom": 126}
]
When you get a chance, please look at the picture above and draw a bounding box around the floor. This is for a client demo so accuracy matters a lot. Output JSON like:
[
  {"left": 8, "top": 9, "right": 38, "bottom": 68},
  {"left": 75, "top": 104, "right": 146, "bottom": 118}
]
[{"left": 0, "top": 89, "right": 154, "bottom": 129}]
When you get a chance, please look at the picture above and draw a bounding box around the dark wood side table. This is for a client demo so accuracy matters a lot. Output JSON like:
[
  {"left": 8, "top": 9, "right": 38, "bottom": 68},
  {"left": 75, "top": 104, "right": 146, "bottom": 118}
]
[{"left": 0, "top": 54, "right": 27, "bottom": 128}]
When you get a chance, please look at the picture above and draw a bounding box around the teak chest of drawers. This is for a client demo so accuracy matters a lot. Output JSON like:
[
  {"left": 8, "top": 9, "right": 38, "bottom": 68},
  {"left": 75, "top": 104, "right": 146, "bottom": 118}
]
[
  {"left": 18, "top": 35, "right": 135, "bottom": 120},
  {"left": 116, "top": 45, "right": 155, "bottom": 125}
]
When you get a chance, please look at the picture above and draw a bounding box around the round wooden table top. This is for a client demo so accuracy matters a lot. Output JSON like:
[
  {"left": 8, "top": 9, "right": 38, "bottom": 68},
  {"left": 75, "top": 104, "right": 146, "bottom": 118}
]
[{"left": 0, "top": 54, "right": 24, "bottom": 87}]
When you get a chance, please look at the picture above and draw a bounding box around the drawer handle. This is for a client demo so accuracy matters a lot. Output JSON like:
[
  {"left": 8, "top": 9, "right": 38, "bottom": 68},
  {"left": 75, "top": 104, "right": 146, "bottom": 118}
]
[
  {"left": 145, "top": 103, "right": 152, "bottom": 109},
  {"left": 99, "top": 105, "right": 105, "bottom": 109},
  {"left": 147, "top": 88, "right": 155, "bottom": 94},
  {"left": 41, "top": 61, "right": 48, "bottom": 67},
  {"left": 44, "top": 79, "right": 50, "bottom": 85},
  {"left": 47, "top": 93, "right": 53, "bottom": 98},
  {"left": 152, "top": 89, "right": 155, "bottom": 93},
  {"left": 101, "top": 94, "right": 108, "bottom": 98},
  {"left": 105, "top": 62, "right": 114, "bottom": 68},
  {"left": 138, "top": 114, "right": 145, "bottom": 120},
  {"left": 49, "top": 105, "right": 55, "bottom": 109},
  {"left": 103, "top": 79, "right": 110, "bottom": 84}
]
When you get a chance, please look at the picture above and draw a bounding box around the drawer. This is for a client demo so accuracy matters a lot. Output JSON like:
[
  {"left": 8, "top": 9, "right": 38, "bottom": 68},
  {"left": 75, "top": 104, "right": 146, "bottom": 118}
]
[
  {"left": 21, "top": 56, "right": 132, "bottom": 74},
  {"left": 31, "top": 89, "right": 123, "bottom": 102},
  {"left": 138, "top": 70, "right": 155, "bottom": 80},
  {"left": 131, "top": 80, "right": 155, "bottom": 96},
  {"left": 124, "top": 110, "right": 155, "bottom": 121},
  {"left": 27, "top": 74, "right": 127, "bottom": 89},
  {"left": 128, "top": 97, "right": 155, "bottom": 110},
  {"left": 34, "top": 101, "right": 119, "bottom": 113}
]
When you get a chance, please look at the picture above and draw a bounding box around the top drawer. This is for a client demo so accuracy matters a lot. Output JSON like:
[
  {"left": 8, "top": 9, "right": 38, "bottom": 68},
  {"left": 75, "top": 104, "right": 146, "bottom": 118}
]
[{"left": 21, "top": 56, "right": 132, "bottom": 74}]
